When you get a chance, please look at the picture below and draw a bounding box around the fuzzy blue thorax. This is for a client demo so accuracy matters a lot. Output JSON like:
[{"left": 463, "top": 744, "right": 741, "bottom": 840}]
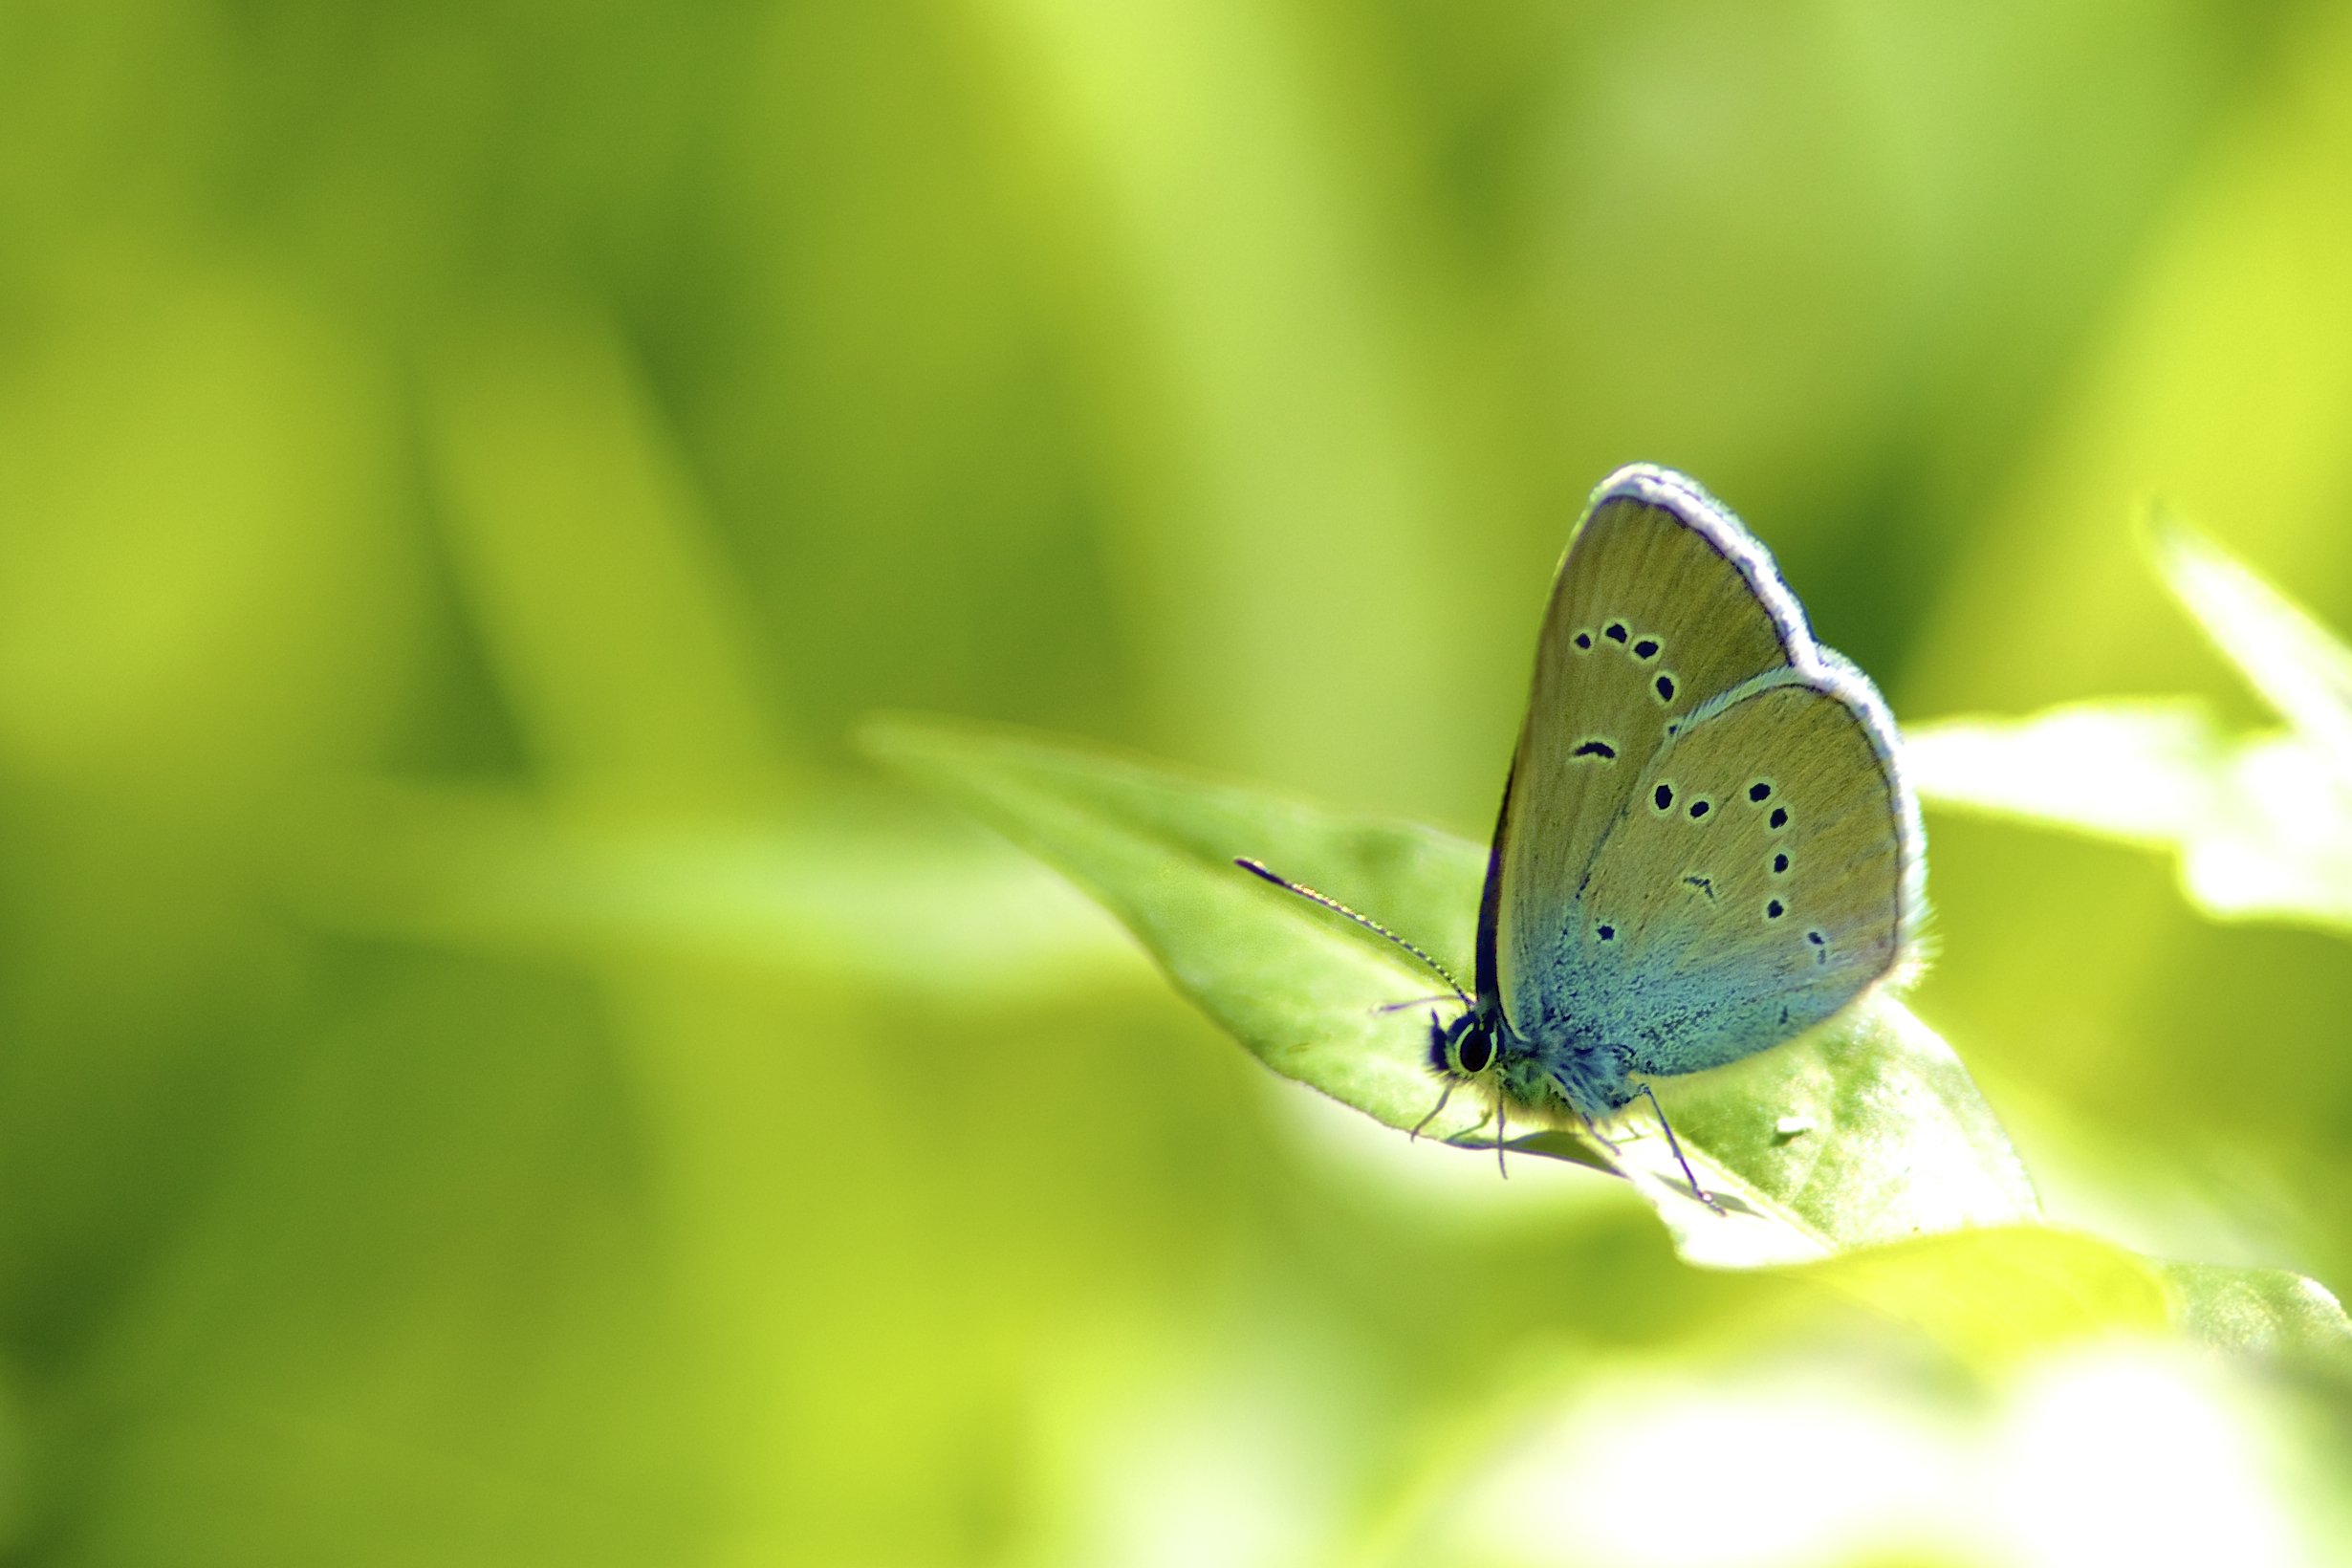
[{"left": 1427, "top": 998, "right": 1637, "bottom": 1124}]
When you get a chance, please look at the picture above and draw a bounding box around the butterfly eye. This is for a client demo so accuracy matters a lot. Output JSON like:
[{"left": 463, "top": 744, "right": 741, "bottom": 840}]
[{"left": 1454, "top": 1032, "right": 1494, "bottom": 1074}]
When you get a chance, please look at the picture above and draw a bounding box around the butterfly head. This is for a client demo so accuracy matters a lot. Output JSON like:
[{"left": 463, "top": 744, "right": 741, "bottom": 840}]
[{"left": 1426, "top": 1007, "right": 1499, "bottom": 1080}]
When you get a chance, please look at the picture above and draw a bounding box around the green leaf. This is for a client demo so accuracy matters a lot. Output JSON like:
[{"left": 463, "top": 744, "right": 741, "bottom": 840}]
[
  {"left": 1907, "top": 523, "right": 2352, "bottom": 932},
  {"left": 2164, "top": 1262, "right": 2352, "bottom": 1387},
  {"left": 276, "top": 781, "right": 1136, "bottom": 999},
  {"left": 867, "top": 714, "right": 2352, "bottom": 1369},
  {"left": 1788, "top": 1232, "right": 2352, "bottom": 1375},
  {"left": 1904, "top": 699, "right": 2225, "bottom": 849},
  {"left": 1910, "top": 707, "right": 2352, "bottom": 929},
  {"left": 2152, "top": 514, "right": 2352, "bottom": 778},
  {"left": 1794, "top": 1227, "right": 2173, "bottom": 1364},
  {"left": 861, "top": 713, "right": 2038, "bottom": 1271}
]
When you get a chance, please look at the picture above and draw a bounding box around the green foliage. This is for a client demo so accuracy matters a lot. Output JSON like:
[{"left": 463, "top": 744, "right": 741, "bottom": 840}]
[
  {"left": 11, "top": 1, "right": 2352, "bottom": 1562},
  {"left": 870, "top": 714, "right": 2352, "bottom": 1378},
  {"left": 1910, "top": 520, "right": 2352, "bottom": 930}
]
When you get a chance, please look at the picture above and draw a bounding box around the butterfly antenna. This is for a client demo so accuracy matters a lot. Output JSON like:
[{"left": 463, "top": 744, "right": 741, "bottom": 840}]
[
  {"left": 1233, "top": 859, "right": 1470, "bottom": 1005},
  {"left": 1374, "top": 994, "right": 1458, "bottom": 1015}
]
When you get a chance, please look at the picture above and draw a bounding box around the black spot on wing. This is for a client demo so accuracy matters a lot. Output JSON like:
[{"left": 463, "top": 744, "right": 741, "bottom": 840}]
[{"left": 1571, "top": 739, "right": 1617, "bottom": 759}]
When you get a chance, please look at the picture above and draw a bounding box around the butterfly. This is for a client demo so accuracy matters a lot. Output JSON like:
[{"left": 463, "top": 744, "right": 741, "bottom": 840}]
[{"left": 1241, "top": 465, "right": 1925, "bottom": 1201}]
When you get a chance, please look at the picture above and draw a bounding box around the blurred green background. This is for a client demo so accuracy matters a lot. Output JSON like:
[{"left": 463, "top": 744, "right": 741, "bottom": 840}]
[{"left": 6, "top": 2, "right": 2352, "bottom": 1564}]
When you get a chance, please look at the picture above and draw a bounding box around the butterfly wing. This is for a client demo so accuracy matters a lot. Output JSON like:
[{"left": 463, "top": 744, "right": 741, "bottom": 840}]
[
  {"left": 1491, "top": 467, "right": 1811, "bottom": 1024},
  {"left": 1574, "top": 657, "right": 1924, "bottom": 1078}
]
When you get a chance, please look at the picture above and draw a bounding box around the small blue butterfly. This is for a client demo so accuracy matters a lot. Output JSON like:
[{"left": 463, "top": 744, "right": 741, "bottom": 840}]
[{"left": 1242, "top": 465, "right": 1926, "bottom": 1201}]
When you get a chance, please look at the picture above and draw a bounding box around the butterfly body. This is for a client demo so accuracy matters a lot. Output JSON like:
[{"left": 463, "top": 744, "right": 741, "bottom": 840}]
[
  {"left": 1428, "top": 465, "right": 1925, "bottom": 1136},
  {"left": 1429, "top": 997, "right": 1631, "bottom": 1121}
]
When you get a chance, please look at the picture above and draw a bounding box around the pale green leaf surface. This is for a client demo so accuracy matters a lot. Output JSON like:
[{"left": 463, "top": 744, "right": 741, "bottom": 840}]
[
  {"left": 1913, "top": 714, "right": 2352, "bottom": 928},
  {"left": 1796, "top": 1227, "right": 2172, "bottom": 1364},
  {"left": 1909, "top": 524, "right": 2352, "bottom": 931},
  {"left": 1905, "top": 700, "right": 2223, "bottom": 847},
  {"left": 2153, "top": 516, "right": 2352, "bottom": 778},
  {"left": 2164, "top": 1263, "right": 2352, "bottom": 1386}
]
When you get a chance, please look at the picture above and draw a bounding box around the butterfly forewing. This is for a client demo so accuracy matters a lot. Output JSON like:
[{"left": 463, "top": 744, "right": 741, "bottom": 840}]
[
  {"left": 1576, "top": 669, "right": 1914, "bottom": 1078},
  {"left": 1493, "top": 474, "right": 1807, "bottom": 1028}
]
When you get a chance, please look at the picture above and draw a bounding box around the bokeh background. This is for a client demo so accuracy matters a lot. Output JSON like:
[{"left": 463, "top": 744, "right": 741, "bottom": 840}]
[{"left": 6, "top": 2, "right": 2352, "bottom": 1563}]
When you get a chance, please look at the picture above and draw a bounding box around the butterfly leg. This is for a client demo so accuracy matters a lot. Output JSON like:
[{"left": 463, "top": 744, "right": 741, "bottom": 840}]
[
  {"left": 1407, "top": 1080, "right": 1455, "bottom": 1141},
  {"left": 1635, "top": 1082, "right": 1720, "bottom": 1212},
  {"left": 1574, "top": 1107, "right": 1622, "bottom": 1156}
]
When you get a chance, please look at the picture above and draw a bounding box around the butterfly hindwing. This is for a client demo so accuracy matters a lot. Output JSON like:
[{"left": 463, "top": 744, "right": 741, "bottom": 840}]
[
  {"left": 1574, "top": 664, "right": 1918, "bottom": 1078},
  {"left": 1493, "top": 469, "right": 1810, "bottom": 1029}
]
